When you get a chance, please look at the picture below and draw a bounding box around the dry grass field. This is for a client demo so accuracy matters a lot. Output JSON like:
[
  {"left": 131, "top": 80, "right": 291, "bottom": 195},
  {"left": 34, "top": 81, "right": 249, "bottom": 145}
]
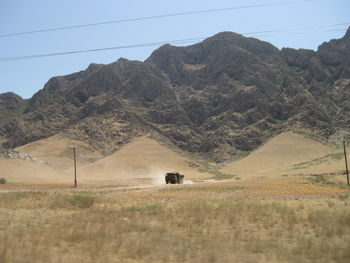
[
  {"left": 1, "top": 132, "right": 350, "bottom": 262},
  {"left": 0, "top": 177, "right": 349, "bottom": 263}
]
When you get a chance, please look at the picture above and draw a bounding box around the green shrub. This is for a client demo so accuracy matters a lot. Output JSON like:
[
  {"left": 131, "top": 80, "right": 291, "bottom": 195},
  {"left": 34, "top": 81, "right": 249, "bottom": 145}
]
[
  {"left": 71, "top": 194, "right": 95, "bottom": 208},
  {"left": 211, "top": 172, "right": 235, "bottom": 180},
  {"left": 49, "top": 194, "right": 95, "bottom": 209},
  {"left": 308, "top": 174, "right": 331, "bottom": 185},
  {"left": 0, "top": 178, "right": 7, "bottom": 184}
]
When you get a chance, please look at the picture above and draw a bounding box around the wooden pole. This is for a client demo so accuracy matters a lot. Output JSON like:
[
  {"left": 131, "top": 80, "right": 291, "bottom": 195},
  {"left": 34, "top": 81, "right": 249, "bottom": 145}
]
[
  {"left": 73, "top": 147, "right": 77, "bottom": 188},
  {"left": 343, "top": 141, "right": 349, "bottom": 186}
]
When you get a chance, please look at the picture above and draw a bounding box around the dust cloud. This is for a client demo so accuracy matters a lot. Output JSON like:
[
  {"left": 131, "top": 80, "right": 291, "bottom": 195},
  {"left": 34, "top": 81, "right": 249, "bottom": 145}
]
[
  {"left": 151, "top": 169, "right": 166, "bottom": 185},
  {"left": 183, "top": 179, "right": 193, "bottom": 184}
]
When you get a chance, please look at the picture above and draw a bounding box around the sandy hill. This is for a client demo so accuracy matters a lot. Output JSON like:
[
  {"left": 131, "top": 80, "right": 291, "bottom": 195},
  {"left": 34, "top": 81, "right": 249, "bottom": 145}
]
[
  {"left": 2, "top": 131, "right": 347, "bottom": 185},
  {"left": 220, "top": 132, "right": 333, "bottom": 177},
  {"left": 16, "top": 134, "right": 103, "bottom": 171},
  {"left": 285, "top": 146, "right": 349, "bottom": 182},
  {"left": 0, "top": 159, "right": 72, "bottom": 184},
  {"left": 2, "top": 134, "right": 209, "bottom": 185},
  {"left": 78, "top": 135, "right": 210, "bottom": 185},
  {"left": 0, "top": 134, "right": 101, "bottom": 184}
]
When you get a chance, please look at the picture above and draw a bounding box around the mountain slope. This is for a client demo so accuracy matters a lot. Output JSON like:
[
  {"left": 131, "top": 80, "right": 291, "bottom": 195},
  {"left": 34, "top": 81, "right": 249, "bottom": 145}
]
[
  {"left": 0, "top": 159, "right": 71, "bottom": 184},
  {"left": 1, "top": 28, "right": 349, "bottom": 162},
  {"left": 16, "top": 134, "right": 103, "bottom": 170},
  {"left": 0, "top": 92, "right": 27, "bottom": 126},
  {"left": 220, "top": 132, "right": 331, "bottom": 177}
]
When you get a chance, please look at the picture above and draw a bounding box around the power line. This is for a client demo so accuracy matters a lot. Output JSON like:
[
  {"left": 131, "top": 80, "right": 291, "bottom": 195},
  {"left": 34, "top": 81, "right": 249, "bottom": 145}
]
[
  {"left": 0, "top": 25, "right": 348, "bottom": 62},
  {"left": 243, "top": 22, "right": 350, "bottom": 36},
  {"left": 0, "top": 39, "right": 201, "bottom": 61},
  {"left": 253, "top": 28, "right": 347, "bottom": 38},
  {"left": 0, "top": 0, "right": 321, "bottom": 38},
  {"left": 1, "top": 26, "right": 347, "bottom": 61}
]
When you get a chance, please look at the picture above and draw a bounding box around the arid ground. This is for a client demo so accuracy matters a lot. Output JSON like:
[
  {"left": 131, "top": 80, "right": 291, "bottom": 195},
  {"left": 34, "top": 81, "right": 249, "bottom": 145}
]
[{"left": 0, "top": 132, "right": 349, "bottom": 262}]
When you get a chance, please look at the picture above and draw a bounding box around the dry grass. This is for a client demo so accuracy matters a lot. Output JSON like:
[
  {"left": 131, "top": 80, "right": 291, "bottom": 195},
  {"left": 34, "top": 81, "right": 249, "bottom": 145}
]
[{"left": 0, "top": 179, "right": 349, "bottom": 263}]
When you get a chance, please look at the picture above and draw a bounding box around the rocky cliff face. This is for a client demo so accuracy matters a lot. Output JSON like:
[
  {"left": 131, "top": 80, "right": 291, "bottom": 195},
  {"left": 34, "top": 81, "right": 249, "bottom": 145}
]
[
  {"left": 0, "top": 93, "right": 26, "bottom": 123},
  {"left": 0, "top": 92, "right": 27, "bottom": 150},
  {"left": 1, "top": 28, "right": 349, "bottom": 161}
]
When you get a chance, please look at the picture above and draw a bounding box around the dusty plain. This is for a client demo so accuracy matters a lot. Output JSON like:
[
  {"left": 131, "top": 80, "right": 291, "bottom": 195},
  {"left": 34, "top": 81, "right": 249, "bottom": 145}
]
[{"left": 0, "top": 132, "right": 350, "bottom": 263}]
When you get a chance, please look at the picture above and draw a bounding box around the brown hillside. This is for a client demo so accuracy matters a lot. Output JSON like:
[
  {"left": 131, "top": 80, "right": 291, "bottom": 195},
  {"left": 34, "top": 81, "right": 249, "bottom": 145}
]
[
  {"left": 16, "top": 134, "right": 102, "bottom": 171},
  {"left": 0, "top": 159, "right": 71, "bottom": 184},
  {"left": 3, "top": 134, "right": 210, "bottom": 185},
  {"left": 220, "top": 132, "right": 331, "bottom": 177},
  {"left": 78, "top": 135, "right": 210, "bottom": 185}
]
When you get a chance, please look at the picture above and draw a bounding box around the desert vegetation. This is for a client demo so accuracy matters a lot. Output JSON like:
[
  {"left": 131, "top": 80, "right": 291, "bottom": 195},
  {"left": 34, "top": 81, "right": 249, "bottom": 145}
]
[
  {"left": 292, "top": 148, "right": 345, "bottom": 170},
  {"left": 0, "top": 178, "right": 349, "bottom": 263}
]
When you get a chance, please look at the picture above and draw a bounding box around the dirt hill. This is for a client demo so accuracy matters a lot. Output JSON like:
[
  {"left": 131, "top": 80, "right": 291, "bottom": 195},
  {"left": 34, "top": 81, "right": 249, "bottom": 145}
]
[
  {"left": 1, "top": 134, "right": 209, "bottom": 184},
  {"left": 16, "top": 134, "right": 102, "bottom": 171},
  {"left": 220, "top": 132, "right": 332, "bottom": 177},
  {"left": 78, "top": 135, "right": 210, "bottom": 185},
  {"left": 0, "top": 159, "right": 71, "bottom": 184},
  {"left": 1, "top": 131, "right": 348, "bottom": 184}
]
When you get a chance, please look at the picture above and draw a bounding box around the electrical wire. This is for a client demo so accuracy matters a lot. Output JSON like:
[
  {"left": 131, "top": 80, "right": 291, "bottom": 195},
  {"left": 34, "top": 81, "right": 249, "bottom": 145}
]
[
  {"left": 243, "top": 22, "right": 350, "bottom": 35},
  {"left": 0, "top": 25, "right": 348, "bottom": 62},
  {"left": 250, "top": 27, "right": 347, "bottom": 38},
  {"left": 0, "top": 0, "right": 321, "bottom": 38}
]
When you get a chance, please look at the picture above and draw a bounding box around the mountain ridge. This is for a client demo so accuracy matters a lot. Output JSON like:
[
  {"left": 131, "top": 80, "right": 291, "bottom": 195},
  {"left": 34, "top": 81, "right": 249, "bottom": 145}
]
[{"left": 1, "top": 28, "right": 349, "bottom": 161}]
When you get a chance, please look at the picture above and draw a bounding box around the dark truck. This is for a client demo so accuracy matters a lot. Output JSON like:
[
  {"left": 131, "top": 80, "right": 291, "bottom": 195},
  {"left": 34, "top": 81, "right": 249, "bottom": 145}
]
[{"left": 165, "top": 172, "right": 184, "bottom": 184}]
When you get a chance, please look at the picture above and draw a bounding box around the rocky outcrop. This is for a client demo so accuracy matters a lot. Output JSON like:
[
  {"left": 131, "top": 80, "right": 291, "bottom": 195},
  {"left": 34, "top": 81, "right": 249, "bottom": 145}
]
[
  {"left": 0, "top": 149, "right": 48, "bottom": 166},
  {"left": 0, "top": 92, "right": 27, "bottom": 125}
]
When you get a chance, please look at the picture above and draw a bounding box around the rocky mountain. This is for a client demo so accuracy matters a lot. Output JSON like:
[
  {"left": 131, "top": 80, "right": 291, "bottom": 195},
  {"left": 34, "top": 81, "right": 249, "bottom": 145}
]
[
  {"left": 0, "top": 92, "right": 27, "bottom": 126},
  {"left": 1, "top": 28, "right": 349, "bottom": 161}
]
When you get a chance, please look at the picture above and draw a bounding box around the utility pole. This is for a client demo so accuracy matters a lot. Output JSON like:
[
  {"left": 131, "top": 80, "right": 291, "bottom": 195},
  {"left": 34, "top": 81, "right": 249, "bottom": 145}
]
[
  {"left": 343, "top": 141, "right": 349, "bottom": 186},
  {"left": 73, "top": 147, "right": 77, "bottom": 188}
]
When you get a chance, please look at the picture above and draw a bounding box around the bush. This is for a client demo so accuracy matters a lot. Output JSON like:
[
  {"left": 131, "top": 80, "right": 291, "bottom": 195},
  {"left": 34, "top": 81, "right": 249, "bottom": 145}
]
[
  {"left": 0, "top": 178, "right": 7, "bottom": 184},
  {"left": 71, "top": 194, "right": 95, "bottom": 208},
  {"left": 49, "top": 194, "right": 95, "bottom": 209}
]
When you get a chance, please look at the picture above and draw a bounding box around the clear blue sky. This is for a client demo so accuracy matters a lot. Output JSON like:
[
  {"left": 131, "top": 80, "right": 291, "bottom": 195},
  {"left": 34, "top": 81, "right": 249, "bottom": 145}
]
[{"left": 1, "top": 0, "right": 349, "bottom": 98}]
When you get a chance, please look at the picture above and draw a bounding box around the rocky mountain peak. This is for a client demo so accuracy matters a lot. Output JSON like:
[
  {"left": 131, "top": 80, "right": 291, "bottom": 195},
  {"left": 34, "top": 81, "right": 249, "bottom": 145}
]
[
  {"left": 205, "top": 31, "right": 243, "bottom": 41},
  {"left": 343, "top": 27, "right": 350, "bottom": 40},
  {"left": 86, "top": 63, "right": 104, "bottom": 71},
  {"left": 0, "top": 92, "right": 27, "bottom": 128},
  {"left": 0, "top": 92, "right": 25, "bottom": 114},
  {"left": 1, "top": 29, "right": 349, "bottom": 161}
]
